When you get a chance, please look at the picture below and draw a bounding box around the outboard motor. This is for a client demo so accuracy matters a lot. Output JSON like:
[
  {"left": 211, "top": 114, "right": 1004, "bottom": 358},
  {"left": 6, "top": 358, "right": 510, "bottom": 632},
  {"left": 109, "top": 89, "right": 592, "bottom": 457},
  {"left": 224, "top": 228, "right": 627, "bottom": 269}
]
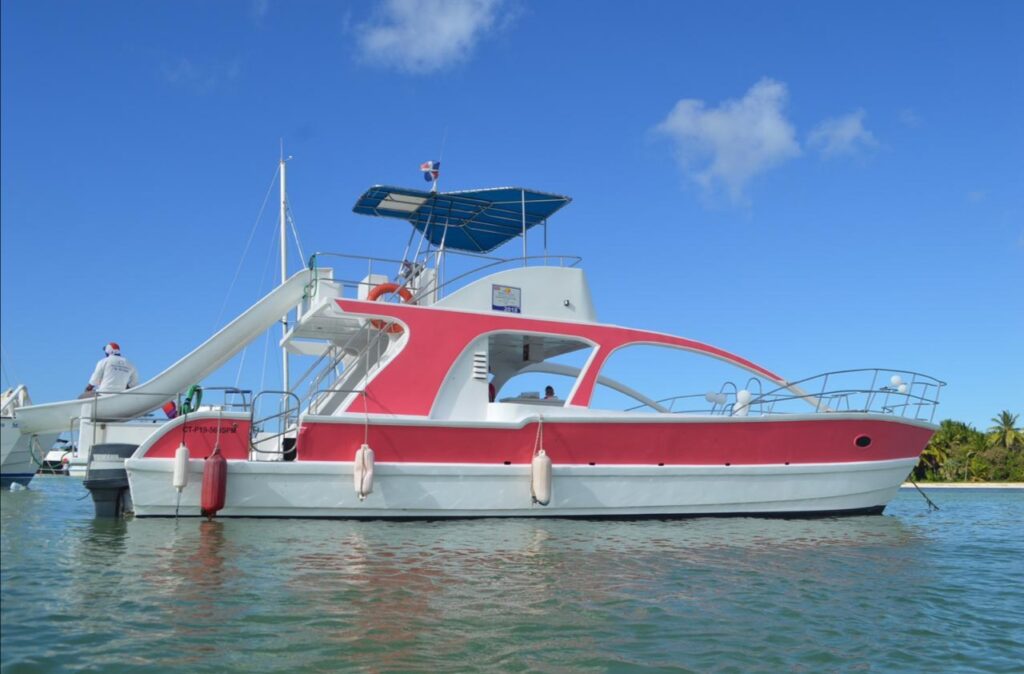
[{"left": 82, "top": 443, "right": 138, "bottom": 517}]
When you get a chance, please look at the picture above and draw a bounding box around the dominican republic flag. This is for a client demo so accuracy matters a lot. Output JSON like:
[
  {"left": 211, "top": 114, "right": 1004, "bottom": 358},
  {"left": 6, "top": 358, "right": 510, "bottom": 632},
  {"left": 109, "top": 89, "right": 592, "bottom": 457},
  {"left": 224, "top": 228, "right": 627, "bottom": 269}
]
[{"left": 420, "top": 160, "right": 440, "bottom": 182}]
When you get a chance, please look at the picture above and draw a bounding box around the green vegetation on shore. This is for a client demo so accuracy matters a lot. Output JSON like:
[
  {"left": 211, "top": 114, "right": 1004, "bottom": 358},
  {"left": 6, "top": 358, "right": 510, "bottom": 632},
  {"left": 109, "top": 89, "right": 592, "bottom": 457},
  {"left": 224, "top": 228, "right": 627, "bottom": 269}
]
[{"left": 913, "top": 411, "right": 1023, "bottom": 482}]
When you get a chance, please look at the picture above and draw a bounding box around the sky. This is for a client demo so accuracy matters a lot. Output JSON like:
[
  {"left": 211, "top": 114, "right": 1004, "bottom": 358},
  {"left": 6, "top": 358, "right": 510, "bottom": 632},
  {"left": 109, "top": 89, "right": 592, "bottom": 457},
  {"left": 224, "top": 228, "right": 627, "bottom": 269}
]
[{"left": 1, "top": 0, "right": 1021, "bottom": 429}]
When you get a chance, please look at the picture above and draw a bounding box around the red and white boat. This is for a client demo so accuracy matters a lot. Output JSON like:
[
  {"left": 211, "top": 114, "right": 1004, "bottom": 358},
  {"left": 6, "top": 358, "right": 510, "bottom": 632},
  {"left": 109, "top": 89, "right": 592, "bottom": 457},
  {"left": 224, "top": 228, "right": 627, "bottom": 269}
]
[{"left": 13, "top": 177, "right": 944, "bottom": 517}]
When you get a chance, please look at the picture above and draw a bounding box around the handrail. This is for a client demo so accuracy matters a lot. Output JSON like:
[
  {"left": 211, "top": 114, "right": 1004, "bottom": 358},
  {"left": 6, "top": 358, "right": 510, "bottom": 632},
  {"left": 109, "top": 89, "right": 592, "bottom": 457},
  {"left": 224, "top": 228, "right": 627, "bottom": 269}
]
[
  {"left": 67, "top": 386, "right": 254, "bottom": 424},
  {"left": 306, "top": 250, "right": 582, "bottom": 301},
  {"left": 294, "top": 343, "right": 347, "bottom": 398},
  {"left": 192, "top": 386, "right": 253, "bottom": 413},
  {"left": 619, "top": 368, "right": 944, "bottom": 422},
  {"left": 0, "top": 384, "right": 30, "bottom": 416},
  {"left": 307, "top": 386, "right": 367, "bottom": 408},
  {"left": 250, "top": 390, "right": 301, "bottom": 456},
  {"left": 296, "top": 321, "right": 392, "bottom": 415},
  {"left": 428, "top": 254, "right": 582, "bottom": 299},
  {"left": 765, "top": 368, "right": 946, "bottom": 396}
]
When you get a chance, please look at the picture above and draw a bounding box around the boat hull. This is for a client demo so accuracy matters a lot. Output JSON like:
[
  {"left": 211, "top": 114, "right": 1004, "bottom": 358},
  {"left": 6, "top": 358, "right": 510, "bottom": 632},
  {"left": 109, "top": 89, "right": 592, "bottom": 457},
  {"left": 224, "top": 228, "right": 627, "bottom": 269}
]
[
  {"left": 1, "top": 420, "right": 57, "bottom": 488},
  {"left": 126, "top": 456, "right": 916, "bottom": 518}
]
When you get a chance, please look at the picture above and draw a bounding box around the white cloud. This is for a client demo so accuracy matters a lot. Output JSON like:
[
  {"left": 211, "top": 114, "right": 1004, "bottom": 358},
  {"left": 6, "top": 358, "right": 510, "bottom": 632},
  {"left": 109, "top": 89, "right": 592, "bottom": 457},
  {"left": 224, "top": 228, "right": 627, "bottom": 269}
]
[
  {"left": 808, "top": 109, "right": 878, "bottom": 157},
  {"left": 654, "top": 78, "right": 801, "bottom": 199},
  {"left": 357, "top": 0, "right": 507, "bottom": 74},
  {"left": 898, "top": 108, "right": 920, "bottom": 127},
  {"left": 250, "top": 0, "right": 270, "bottom": 22},
  {"left": 162, "top": 58, "right": 240, "bottom": 93}
]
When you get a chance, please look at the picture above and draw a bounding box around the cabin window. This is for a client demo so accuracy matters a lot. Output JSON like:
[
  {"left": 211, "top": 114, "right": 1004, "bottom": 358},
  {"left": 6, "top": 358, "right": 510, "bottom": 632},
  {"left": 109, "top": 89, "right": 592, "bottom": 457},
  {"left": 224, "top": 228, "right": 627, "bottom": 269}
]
[
  {"left": 590, "top": 344, "right": 769, "bottom": 414},
  {"left": 487, "top": 333, "right": 592, "bottom": 407}
]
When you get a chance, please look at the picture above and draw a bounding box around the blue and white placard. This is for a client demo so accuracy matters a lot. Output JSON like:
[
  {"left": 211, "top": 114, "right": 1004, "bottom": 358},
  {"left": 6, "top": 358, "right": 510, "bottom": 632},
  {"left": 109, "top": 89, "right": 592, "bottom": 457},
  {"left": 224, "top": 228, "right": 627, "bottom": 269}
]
[{"left": 491, "top": 284, "right": 522, "bottom": 313}]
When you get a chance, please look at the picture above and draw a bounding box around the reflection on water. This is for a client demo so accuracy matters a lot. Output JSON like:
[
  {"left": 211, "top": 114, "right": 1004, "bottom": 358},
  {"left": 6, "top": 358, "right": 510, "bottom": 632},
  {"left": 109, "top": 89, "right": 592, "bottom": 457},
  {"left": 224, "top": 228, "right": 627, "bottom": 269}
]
[{"left": 2, "top": 479, "right": 1023, "bottom": 672}]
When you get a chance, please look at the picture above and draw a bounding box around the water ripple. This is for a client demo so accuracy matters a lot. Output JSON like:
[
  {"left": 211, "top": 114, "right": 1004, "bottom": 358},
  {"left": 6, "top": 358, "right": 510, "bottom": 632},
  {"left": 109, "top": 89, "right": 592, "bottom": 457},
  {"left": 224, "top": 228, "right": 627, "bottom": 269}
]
[{"left": 2, "top": 479, "right": 1022, "bottom": 672}]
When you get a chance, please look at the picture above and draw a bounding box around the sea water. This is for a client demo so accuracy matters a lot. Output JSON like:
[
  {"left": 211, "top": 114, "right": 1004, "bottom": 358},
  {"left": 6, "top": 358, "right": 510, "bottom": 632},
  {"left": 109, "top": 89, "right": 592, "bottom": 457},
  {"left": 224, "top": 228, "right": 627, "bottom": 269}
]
[{"left": 2, "top": 478, "right": 1022, "bottom": 673}]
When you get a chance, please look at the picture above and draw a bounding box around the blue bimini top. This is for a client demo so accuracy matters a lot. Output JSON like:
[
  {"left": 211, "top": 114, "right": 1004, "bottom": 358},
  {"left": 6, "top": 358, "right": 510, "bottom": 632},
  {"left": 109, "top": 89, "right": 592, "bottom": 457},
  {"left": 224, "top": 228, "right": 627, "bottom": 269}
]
[{"left": 353, "top": 185, "right": 572, "bottom": 254}]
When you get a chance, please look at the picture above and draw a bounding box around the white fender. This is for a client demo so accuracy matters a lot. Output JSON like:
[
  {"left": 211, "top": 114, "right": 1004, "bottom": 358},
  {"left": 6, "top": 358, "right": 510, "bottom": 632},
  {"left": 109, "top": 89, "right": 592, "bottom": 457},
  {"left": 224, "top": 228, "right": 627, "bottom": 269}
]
[
  {"left": 531, "top": 449, "right": 552, "bottom": 506},
  {"left": 172, "top": 444, "right": 190, "bottom": 492},
  {"left": 353, "top": 443, "right": 375, "bottom": 501}
]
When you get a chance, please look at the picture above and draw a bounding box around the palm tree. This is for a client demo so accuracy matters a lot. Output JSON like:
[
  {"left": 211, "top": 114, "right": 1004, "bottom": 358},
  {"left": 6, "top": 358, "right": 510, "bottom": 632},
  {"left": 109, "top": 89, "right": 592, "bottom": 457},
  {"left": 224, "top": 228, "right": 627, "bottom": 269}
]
[
  {"left": 987, "top": 411, "right": 1021, "bottom": 451},
  {"left": 916, "top": 442, "right": 948, "bottom": 480},
  {"left": 933, "top": 419, "right": 976, "bottom": 448}
]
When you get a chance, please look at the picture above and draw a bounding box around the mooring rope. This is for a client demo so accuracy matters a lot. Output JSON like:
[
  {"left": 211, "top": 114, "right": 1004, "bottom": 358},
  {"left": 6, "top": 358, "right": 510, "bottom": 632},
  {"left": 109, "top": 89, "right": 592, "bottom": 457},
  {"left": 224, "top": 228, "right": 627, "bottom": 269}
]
[
  {"left": 908, "top": 476, "right": 940, "bottom": 511},
  {"left": 533, "top": 415, "right": 544, "bottom": 456}
]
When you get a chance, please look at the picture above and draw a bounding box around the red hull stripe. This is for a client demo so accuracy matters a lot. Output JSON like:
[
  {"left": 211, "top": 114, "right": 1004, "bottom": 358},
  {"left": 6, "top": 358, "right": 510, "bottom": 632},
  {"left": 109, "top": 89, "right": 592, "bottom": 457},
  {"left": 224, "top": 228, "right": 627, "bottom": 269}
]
[
  {"left": 295, "top": 418, "right": 932, "bottom": 466},
  {"left": 142, "top": 417, "right": 932, "bottom": 465},
  {"left": 334, "top": 299, "right": 786, "bottom": 416},
  {"left": 143, "top": 419, "right": 252, "bottom": 460}
]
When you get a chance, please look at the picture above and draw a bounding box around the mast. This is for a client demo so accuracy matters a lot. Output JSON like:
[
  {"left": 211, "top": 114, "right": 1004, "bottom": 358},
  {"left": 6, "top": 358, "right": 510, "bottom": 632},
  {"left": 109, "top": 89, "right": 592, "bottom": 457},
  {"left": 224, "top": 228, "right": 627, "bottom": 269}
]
[{"left": 279, "top": 145, "right": 289, "bottom": 391}]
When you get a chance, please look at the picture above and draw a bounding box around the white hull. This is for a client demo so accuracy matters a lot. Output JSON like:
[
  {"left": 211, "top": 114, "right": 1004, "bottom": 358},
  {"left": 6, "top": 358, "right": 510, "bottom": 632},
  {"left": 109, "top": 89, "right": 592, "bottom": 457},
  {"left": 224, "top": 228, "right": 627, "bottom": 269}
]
[
  {"left": 125, "top": 457, "right": 915, "bottom": 518},
  {"left": 1, "top": 420, "right": 58, "bottom": 488}
]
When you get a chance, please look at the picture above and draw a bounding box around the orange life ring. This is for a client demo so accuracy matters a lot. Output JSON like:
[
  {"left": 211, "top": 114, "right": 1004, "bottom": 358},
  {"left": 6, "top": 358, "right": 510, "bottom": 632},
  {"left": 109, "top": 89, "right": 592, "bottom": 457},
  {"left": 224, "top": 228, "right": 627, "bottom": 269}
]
[{"left": 366, "top": 282, "right": 412, "bottom": 333}]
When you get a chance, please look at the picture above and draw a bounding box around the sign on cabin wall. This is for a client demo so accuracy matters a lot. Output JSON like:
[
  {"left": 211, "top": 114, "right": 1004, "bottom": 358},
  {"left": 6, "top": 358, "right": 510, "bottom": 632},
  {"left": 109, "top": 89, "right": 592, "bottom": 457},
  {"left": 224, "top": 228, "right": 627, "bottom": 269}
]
[{"left": 491, "top": 285, "right": 522, "bottom": 314}]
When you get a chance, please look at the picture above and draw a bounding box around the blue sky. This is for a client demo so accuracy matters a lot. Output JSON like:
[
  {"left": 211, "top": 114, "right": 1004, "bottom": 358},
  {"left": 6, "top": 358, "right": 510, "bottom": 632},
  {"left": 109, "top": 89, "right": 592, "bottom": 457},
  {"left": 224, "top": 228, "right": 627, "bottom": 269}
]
[{"left": 1, "top": 0, "right": 1021, "bottom": 429}]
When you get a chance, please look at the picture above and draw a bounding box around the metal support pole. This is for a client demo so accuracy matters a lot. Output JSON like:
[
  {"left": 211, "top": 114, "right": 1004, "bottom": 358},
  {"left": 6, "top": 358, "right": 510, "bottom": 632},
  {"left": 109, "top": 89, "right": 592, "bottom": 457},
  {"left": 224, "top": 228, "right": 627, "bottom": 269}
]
[
  {"left": 521, "top": 190, "right": 527, "bottom": 267},
  {"left": 279, "top": 148, "right": 290, "bottom": 393}
]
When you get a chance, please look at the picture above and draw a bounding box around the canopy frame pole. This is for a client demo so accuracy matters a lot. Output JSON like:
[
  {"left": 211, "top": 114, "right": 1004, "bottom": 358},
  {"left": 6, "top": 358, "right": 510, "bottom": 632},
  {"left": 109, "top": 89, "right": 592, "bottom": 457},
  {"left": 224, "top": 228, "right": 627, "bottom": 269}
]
[
  {"left": 436, "top": 219, "right": 450, "bottom": 298},
  {"left": 411, "top": 227, "right": 428, "bottom": 266},
  {"left": 399, "top": 226, "right": 417, "bottom": 279},
  {"left": 521, "top": 190, "right": 527, "bottom": 268}
]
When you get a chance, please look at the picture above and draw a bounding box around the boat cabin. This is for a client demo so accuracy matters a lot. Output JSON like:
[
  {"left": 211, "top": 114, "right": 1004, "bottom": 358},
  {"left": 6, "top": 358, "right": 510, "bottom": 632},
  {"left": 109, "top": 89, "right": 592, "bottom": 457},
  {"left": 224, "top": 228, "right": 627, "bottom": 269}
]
[{"left": 280, "top": 184, "right": 788, "bottom": 430}]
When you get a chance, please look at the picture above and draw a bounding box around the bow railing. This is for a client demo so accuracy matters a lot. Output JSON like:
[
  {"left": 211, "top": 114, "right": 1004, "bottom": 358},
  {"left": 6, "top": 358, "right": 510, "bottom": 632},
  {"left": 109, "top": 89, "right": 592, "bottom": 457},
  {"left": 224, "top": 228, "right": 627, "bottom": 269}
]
[{"left": 627, "top": 369, "right": 945, "bottom": 422}]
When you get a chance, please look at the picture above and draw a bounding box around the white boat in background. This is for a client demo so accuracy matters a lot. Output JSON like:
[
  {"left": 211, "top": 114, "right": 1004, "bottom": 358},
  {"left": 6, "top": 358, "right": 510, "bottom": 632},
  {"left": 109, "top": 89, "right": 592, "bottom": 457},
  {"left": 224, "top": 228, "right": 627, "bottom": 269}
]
[
  {"left": 1, "top": 386, "right": 58, "bottom": 488},
  {"left": 10, "top": 164, "right": 945, "bottom": 516},
  {"left": 39, "top": 438, "right": 74, "bottom": 475}
]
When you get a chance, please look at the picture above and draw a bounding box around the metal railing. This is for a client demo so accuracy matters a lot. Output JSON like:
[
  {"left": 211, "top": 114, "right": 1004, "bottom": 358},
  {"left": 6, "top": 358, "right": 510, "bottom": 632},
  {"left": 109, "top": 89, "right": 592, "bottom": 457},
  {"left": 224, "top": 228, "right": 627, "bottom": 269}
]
[
  {"left": 52, "top": 387, "right": 249, "bottom": 464},
  {"left": 249, "top": 390, "right": 300, "bottom": 457},
  {"left": 623, "top": 369, "right": 945, "bottom": 423},
  {"left": 428, "top": 253, "right": 583, "bottom": 300},
  {"left": 626, "top": 377, "right": 766, "bottom": 415},
  {"left": 58, "top": 387, "right": 253, "bottom": 467},
  {"left": 755, "top": 369, "right": 946, "bottom": 422},
  {"left": 291, "top": 321, "right": 392, "bottom": 416},
  {"left": 292, "top": 343, "right": 349, "bottom": 404},
  {"left": 73, "top": 386, "right": 253, "bottom": 424},
  {"left": 0, "top": 384, "right": 30, "bottom": 417},
  {"left": 308, "top": 386, "right": 368, "bottom": 412},
  {"left": 305, "top": 251, "right": 582, "bottom": 304}
]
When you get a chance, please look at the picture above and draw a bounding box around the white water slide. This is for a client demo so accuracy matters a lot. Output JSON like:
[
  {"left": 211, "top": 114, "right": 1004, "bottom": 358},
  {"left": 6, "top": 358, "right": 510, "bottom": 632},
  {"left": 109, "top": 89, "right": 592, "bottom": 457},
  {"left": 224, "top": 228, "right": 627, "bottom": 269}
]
[{"left": 15, "top": 270, "right": 314, "bottom": 434}]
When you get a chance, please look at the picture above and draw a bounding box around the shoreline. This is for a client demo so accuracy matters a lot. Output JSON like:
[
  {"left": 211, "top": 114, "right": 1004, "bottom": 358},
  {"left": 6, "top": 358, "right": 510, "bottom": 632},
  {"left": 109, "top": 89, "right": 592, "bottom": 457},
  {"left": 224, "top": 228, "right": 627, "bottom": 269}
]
[{"left": 901, "top": 482, "right": 1023, "bottom": 489}]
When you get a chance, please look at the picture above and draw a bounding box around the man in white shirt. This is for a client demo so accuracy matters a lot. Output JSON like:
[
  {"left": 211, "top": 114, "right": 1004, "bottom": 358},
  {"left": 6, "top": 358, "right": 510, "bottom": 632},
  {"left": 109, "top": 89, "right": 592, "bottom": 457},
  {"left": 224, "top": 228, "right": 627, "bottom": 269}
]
[{"left": 84, "top": 342, "right": 139, "bottom": 395}]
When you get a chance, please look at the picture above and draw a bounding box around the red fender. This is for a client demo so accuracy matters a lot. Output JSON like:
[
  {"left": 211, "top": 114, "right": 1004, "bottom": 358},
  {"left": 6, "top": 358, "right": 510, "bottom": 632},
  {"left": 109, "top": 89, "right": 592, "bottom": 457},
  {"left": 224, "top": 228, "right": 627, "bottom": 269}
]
[{"left": 200, "top": 447, "right": 227, "bottom": 519}]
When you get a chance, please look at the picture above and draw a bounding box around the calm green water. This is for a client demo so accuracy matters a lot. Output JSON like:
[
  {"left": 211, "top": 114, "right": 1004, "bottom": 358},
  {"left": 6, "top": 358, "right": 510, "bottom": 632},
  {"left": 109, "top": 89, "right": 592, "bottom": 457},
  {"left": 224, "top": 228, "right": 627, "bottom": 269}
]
[{"left": 2, "top": 479, "right": 1022, "bottom": 673}]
